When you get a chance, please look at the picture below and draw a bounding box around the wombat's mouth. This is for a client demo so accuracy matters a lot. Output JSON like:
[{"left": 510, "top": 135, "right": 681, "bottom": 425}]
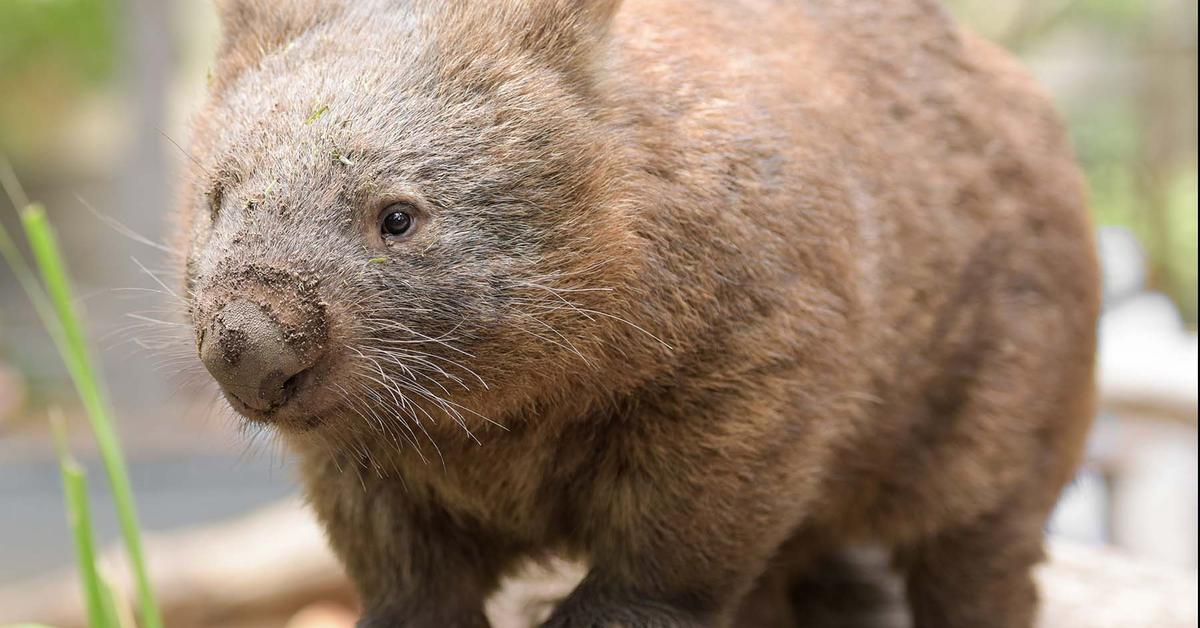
[
  {"left": 206, "top": 325, "right": 338, "bottom": 432},
  {"left": 219, "top": 360, "right": 328, "bottom": 432}
]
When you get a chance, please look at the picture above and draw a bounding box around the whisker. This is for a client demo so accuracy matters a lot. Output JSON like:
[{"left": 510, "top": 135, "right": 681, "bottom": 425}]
[{"left": 76, "top": 194, "right": 172, "bottom": 254}]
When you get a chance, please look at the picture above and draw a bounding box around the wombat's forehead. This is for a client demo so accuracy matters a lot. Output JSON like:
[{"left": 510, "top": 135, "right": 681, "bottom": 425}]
[
  {"left": 215, "top": 27, "right": 496, "bottom": 154},
  {"left": 199, "top": 9, "right": 574, "bottom": 208},
  {"left": 209, "top": 73, "right": 436, "bottom": 192},
  {"left": 219, "top": 61, "right": 399, "bottom": 141}
]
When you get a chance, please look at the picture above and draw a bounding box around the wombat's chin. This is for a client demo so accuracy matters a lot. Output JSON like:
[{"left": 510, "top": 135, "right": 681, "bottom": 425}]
[{"left": 222, "top": 390, "right": 327, "bottom": 432}]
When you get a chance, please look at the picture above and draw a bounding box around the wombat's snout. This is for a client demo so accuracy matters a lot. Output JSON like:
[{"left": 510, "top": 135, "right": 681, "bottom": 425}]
[{"left": 199, "top": 299, "right": 320, "bottom": 413}]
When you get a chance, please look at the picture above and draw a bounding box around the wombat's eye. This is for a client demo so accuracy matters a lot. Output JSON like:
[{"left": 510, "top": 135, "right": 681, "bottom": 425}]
[{"left": 380, "top": 204, "right": 415, "bottom": 240}]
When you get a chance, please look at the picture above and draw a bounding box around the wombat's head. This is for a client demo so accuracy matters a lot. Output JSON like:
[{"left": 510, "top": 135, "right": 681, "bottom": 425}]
[{"left": 180, "top": 0, "right": 647, "bottom": 439}]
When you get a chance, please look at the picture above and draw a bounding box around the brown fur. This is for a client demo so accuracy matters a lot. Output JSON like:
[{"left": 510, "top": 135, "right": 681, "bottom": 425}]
[{"left": 181, "top": 1, "right": 1100, "bottom": 626}]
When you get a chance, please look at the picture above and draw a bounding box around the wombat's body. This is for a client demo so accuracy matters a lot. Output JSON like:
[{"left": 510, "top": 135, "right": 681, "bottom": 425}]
[{"left": 183, "top": 1, "right": 1099, "bottom": 626}]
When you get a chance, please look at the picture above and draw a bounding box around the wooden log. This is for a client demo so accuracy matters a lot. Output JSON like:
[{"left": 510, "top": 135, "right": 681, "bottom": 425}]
[
  {"left": 0, "top": 499, "right": 1194, "bottom": 628},
  {"left": 0, "top": 499, "right": 353, "bottom": 628}
]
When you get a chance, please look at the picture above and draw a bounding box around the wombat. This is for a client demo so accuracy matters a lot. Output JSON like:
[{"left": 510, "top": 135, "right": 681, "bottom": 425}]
[{"left": 180, "top": 1, "right": 1100, "bottom": 626}]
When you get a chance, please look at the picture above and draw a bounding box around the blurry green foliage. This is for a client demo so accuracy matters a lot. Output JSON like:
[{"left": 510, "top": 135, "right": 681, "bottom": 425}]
[
  {"left": 0, "top": 0, "right": 119, "bottom": 155},
  {"left": 1077, "top": 0, "right": 1154, "bottom": 26},
  {"left": 0, "top": 0, "right": 117, "bottom": 82}
]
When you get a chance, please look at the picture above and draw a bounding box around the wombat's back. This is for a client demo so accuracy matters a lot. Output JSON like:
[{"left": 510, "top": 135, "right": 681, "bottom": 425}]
[
  {"left": 611, "top": 0, "right": 1099, "bottom": 536},
  {"left": 613, "top": 0, "right": 1096, "bottom": 367}
]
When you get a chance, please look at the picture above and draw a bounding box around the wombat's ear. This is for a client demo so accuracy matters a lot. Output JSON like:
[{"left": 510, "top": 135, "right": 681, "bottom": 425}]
[
  {"left": 525, "top": 0, "right": 622, "bottom": 48},
  {"left": 210, "top": 0, "right": 342, "bottom": 92},
  {"left": 514, "top": 0, "right": 623, "bottom": 85}
]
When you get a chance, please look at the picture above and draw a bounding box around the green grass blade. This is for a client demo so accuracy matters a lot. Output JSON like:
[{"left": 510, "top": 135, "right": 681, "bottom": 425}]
[
  {"left": 51, "top": 419, "right": 119, "bottom": 628},
  {"left": 97, "top": 578, "right": 125, "bottom": 628},
  {"left": 20, "top": 206, "right": 163, "bottom": 628},
  {"left": 0, "top": 211, "right": 59, "bottom": 340},
  {"left": 61, "top": 464, "right": 109, "bottom": 628}
]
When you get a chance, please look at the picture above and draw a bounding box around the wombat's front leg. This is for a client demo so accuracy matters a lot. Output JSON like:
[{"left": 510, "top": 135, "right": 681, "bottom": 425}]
[
  {"left": 358, "top": 604, "right": 489, "bottom": 628},
  {"left": 542, "top": 402, "right": 815, "bottom": 627},
  {"left": 543, "top": 576, "right": 716, "bottom": 627},
  {"left": 343, "top": 499, "right": 509, "bottom": 628},
  {"left": 542, "top": 498, "right": 799, "bottom": 628},
  {"left": 303, "top": 464, "right": 510, "bottom": 628}
]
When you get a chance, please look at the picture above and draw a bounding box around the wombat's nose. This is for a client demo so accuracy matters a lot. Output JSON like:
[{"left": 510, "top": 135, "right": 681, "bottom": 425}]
[{"left": 199, "top": 299, "right": 315, "bottom": 412}]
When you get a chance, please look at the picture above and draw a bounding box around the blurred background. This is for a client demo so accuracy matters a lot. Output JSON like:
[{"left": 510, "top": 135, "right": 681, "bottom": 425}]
[{"left": 0, "top": 0, "right": 1196, "bottom": 626}]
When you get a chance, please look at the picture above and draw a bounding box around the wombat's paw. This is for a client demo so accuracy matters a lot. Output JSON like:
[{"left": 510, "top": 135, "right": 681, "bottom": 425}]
[
  {"left": 541, "top": 600, "right": 708, "bottom": 628},
  {"left": 355, "top": 613, "right": 407, "bottom": 628},
  {"left": 355, "top": 614, "right": 395, "bottom": 628},
  {"left": 356, "top": 608, "right": 491, "bottom": 628}
]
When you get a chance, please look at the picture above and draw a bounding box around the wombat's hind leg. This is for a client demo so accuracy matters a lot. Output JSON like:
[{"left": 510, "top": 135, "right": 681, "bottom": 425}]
[
  {"left": 898, "top": 501, "right": 1045, "bottom": 628},
  {"left": 786, "top": 546, "right": 909, "bottom": 628},
  {"left": 730, "top": 565, "right": 797, "bottom": 628},
  {"left": 731, "top": 542, "right": 908, "bottom": 628}
]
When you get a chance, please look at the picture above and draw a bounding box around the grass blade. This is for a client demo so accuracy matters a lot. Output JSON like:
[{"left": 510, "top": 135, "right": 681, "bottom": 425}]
[
  {"left": 18, "top": 206, "right": 163, "bottom": 628},
  {"left": 51, "top": 417, "right": 120, "bottom": 628}
]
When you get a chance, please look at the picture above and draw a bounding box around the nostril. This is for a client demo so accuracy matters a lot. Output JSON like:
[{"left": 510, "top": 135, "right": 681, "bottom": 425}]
[
  {"left": 281, "top": 367, "right": 310, "bottom": 401},
  {"left": 252, "top": 366, "right": 308, "bottom": 411},
  {"left": 198, "top": 298, "right": 324, "bottom": 414}
]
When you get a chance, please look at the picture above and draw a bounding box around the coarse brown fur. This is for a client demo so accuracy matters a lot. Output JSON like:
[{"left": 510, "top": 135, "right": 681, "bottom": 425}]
[{"left": 179, "top": 1, "right": 1100, "bottom": 626}]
